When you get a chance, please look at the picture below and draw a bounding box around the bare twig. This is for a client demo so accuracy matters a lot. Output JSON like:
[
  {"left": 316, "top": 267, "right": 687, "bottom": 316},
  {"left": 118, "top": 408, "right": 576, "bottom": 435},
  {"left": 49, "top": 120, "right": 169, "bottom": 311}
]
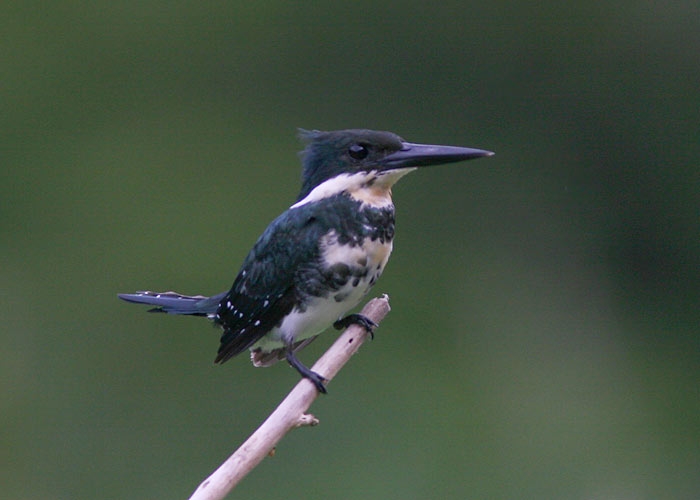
[{"left": 189, "top": 295, "right": 391, "bottom": 500}]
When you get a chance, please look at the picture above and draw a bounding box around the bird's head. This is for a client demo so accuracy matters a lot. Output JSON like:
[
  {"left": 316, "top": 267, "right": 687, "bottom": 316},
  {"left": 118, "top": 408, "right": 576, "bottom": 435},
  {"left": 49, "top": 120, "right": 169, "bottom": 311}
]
[{"left": 295, "top": 128, "right": 493, "bottom": 203}]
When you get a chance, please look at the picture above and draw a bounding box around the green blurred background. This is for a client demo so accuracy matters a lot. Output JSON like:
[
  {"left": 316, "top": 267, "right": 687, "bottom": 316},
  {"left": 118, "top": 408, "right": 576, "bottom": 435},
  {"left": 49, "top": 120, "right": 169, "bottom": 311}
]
[{"left": 2, "top": 1, "right": 699, "bottom": 498}]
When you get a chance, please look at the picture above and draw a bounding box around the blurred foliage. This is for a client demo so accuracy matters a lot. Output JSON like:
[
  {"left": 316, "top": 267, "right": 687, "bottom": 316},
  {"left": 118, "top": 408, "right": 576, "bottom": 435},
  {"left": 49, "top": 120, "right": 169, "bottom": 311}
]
[{"left": 2, "top": 1, "right": 699, "bottom": 498}]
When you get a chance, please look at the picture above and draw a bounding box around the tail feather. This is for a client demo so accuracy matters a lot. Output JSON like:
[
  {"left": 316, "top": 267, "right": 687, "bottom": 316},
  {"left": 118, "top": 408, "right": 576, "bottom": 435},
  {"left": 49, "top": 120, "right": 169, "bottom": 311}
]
[{"left": 118, "top": 290, "right": 224, "bottom": 316}]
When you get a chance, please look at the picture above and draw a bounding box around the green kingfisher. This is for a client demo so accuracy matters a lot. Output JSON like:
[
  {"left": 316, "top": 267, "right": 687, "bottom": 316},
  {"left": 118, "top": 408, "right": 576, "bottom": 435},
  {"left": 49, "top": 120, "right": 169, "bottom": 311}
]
[{"left": 119, "top": 129, "right": 493, "bottom": 393}]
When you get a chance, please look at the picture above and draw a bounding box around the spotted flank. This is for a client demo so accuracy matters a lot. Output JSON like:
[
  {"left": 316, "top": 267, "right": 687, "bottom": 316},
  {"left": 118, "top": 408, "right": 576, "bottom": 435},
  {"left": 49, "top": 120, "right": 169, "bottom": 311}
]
[{"left": 245, "top": 234, "right": 389, "bottom": 365}]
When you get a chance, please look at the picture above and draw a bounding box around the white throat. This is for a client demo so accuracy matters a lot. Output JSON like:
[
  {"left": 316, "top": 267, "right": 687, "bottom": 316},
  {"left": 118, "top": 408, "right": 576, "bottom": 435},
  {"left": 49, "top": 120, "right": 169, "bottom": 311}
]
[{"left": 291, "top": 168, "right": 415, "bottom": 209}]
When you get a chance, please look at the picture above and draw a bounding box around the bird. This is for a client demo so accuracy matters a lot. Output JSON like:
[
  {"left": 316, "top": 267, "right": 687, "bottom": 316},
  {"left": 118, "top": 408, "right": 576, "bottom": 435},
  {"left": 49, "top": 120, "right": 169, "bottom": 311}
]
[{"left": 118, "top": 129, "right": 493, "bottom": 393}]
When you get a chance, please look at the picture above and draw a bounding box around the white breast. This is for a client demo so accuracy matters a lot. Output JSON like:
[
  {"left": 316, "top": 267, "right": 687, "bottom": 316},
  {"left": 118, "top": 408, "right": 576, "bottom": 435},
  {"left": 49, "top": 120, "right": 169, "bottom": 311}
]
[{"left": 251, "top": 234, "right": 392, "bottom": 354}]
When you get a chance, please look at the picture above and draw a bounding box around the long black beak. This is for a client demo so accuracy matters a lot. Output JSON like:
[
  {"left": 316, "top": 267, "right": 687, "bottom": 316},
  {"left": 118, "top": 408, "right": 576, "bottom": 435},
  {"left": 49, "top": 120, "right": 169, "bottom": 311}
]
[{"left": 380, "top": 142, "right": 494, "bottom": 169}]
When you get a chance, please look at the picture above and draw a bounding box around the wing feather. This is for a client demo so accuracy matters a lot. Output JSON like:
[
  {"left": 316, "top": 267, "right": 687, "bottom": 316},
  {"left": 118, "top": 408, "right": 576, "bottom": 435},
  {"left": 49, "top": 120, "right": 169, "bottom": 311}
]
[{"left": 213, "top": 206, "right": 326, "bottom": 362}]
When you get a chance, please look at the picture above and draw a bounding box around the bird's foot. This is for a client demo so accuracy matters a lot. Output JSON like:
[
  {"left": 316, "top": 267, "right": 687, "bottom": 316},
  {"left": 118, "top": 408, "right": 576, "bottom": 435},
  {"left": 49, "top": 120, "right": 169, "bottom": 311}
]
[
  {"left": 303, "top": 370, "right": 328, "bottom": 394},
  {"left": 286, "top": 350, "right": 328, "bottom": 394},
  {"left": 333, "top": 313, "right": 378, "bottom": 339}
]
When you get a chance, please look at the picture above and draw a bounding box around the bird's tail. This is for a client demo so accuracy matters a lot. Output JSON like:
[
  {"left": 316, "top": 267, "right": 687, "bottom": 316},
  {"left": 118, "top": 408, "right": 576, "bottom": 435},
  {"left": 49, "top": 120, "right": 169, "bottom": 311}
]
[{"left": 117, "top": 291, "right": 224, "bottom": 316}]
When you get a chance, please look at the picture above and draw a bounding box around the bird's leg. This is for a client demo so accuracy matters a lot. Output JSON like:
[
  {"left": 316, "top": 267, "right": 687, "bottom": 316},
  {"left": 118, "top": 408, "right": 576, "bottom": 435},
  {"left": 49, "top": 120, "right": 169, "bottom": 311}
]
[
  {"left": 333, "top": 313, "right": 378, "bottom": 339},
  {"left": 285, "top": 349, "right": 328, "bottom": 394}
]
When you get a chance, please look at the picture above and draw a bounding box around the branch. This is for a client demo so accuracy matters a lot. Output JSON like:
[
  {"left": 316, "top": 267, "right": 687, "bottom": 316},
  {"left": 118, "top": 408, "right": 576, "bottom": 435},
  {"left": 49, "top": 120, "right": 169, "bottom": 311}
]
[{"left": 189, "top": 295, "right": 391, "bottom": 500}]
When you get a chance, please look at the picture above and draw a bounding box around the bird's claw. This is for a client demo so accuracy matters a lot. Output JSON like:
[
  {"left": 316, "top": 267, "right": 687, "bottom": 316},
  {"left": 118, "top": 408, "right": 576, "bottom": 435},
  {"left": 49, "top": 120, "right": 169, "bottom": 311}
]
[
  {"left": 286, "top": 350, "right": 328, "bottom": 393},
  {"left": 333, "top": 313, "right": 378, "bottom": 339},
  {"left": 305, "top": 370, "right": 328, "bottom": 394}
]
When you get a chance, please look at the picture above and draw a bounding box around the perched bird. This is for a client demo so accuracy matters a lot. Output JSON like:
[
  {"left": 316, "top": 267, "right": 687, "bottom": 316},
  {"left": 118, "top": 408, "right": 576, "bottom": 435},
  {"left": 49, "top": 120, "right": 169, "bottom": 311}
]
[{"left": 119, "top": 129, "right": 493, "bottom": 393}]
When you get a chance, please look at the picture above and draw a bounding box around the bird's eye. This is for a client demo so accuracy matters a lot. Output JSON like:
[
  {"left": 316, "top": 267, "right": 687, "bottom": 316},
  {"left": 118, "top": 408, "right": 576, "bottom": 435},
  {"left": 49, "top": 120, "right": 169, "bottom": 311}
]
[{"left": 348, "top": 143, "right": 369, "bottom": 160}]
